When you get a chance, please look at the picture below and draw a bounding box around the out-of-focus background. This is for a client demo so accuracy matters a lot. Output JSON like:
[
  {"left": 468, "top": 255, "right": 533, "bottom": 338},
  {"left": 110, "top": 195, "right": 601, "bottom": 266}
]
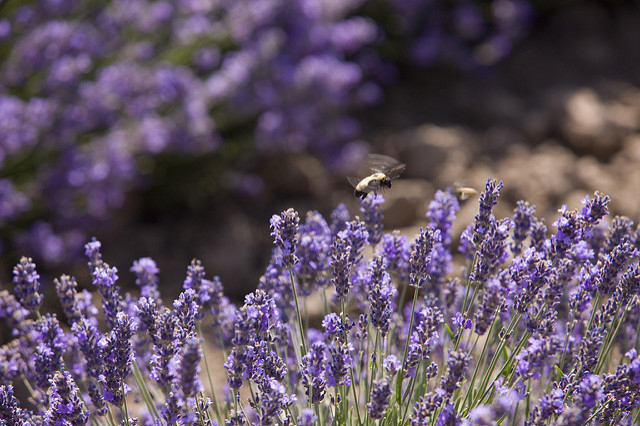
[{"left": 1, "top": 0, "right": 638, "bottom": 303}]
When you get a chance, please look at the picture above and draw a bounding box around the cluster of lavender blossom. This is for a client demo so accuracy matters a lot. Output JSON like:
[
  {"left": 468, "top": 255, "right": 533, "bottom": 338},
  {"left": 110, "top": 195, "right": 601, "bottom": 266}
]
[
  {"left": 0, "top": 0, "right": 536, "bottom": 264},
  {"left": 2, "top": 178, "right": 640, "bottom": 424}
]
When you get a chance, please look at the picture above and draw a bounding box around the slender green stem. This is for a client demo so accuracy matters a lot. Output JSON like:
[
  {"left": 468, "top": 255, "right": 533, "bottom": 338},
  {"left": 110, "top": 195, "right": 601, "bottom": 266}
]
[
  {"left": 396, "top": 285, "right": 420, "bottom": 404},
  {"left": 131, "top": 362, "right": 161, "bottom": 420},
  {"left": 289, "top": 268, "right": 308, "bottom": 356}
]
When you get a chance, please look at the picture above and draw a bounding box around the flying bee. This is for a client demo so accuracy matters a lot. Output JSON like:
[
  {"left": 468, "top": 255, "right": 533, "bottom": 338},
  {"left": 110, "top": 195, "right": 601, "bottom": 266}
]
[
  {"left": 453, "top": 183, "right": 478, "bottom": 201},
  {"left": 347, "top": 154, "right": 406, "bottom": 200}
]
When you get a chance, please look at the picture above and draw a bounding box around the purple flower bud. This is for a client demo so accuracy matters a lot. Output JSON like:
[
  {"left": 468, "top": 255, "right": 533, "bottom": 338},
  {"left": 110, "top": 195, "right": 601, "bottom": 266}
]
[
  {"left": 574, "top": 373, "right": 604, "bottom": 409},
  {"left": 301, "top": 341, "right": 327, "bottom": 404},
  {"left": 45, "top": 370, "right": 90, "bottom": 425},
  {"left": 173, "top": 289, "right": 198, "bottom": 343},
  {"left": 297, "top": 408, "right": 317, "bottom": 426},
  {"left": 579, "top": 191, "right": 610, "bottom": 225},
  {"left": 425, "top": 190, "right": 458, "bottom": 288},
  {"left": 294, "top": 211, "right": 332, "bottom": 294},
  {"left": 170, "top": 336, "right": 203, "bottom": 403},
  {"left": 102, "top": 312, "right": 136, "bottom": 406},
  {"left": 367, "top": 377, "right": 391, "bottom": 419},
  {"left": 84, "top": 238, "right": 103, "bottom": 272},
  {"left": 384, "top": 354, "right": 401, "bottom": 376},
  {"left": 54, "top": 274, "right": 83, "bottom": 325},
  {"left": 72, "top": 317, "right": 105, "bottom": 381},
  {"left": 0, "top": 290, "right": 29, "bottom": 331},
  {"left": 270, "top": 208, "right": 300, "bottom": 269},
  {"left": 537, "top": 387, "right": 565, "bottom": 419},
  {"left": 474, "top": 276, "right": 504, "bottom": 335},
  {"left": 0, "top": 385, "right": 24, "bottom": 423},
  {"left": 516, "top": 336, "right": 560, "bottom": 381},
  {"left": 131, "top": 257, "right": 160, "bottom": 300},
  {"left": 409, "top": 227, "right": 440, "bottom": 289},
  {"left": 325, "top": 341, "right": 353, "bottom": 388},
  {"left": 377, "top": 231, "right": 410, "bottom": 282},
  {"left": 12, "top": 256, "right": 42, "bottom": 312},
  {"left": 255, "top": 376, "right": 296, "bottom": 425},
  {"left": 440, "top": 350, "right": 472, "bottom": 398},
  {"left": 511, "top": 200, "right": 536, "bottom": 255},
  {"left": 366, "top": 256, "right": 397, "bottom": 337},
  {"left": 33, "top": 314, "right": 67, "bottom": 392},
  {"left": 426, "top": 188, "right": 459, "bottom": 247},
  {"left": 92, "top": 265, "right": 123, "bottom": 328},
  {"left": 330, "top": 203, "right": 350, "bottom": 236},
  {"left": 360, "top": 194, "right": 385, "bottom": 246},
  {"left": 410, "top": 391, "right": 444, "bottom": 426},
  {"left": 472, "top": 179, "right": 504, "bottom": 246}
]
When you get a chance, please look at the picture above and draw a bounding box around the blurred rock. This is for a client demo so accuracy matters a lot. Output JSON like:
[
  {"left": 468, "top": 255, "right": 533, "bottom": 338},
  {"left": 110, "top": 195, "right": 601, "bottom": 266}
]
[
  {"left": 392, "top": 124, "right": 478, "bottom": 186},
  {"left": 495, "top": 144, "right": 580, "bottom": 218},
  {"left": 547, "top": 85, "right": 639, "bottom": 158},
  {"left": 381, "top": 179, "right": 433, "bottom": 229}
]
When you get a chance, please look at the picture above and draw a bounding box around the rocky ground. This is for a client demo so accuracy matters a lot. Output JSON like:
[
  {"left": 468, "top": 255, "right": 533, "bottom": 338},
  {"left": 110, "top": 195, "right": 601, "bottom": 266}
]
[{"left": 87, "top": 0, "right": 640, "bottom": 303}]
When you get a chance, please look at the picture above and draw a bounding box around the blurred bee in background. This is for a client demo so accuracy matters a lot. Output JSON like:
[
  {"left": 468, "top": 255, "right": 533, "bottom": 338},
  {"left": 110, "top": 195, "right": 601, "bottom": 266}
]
[
  {"left": 348, "top": 154, "right": 406, "bottom": 200},
  {"left": 454, "top": 183, "right": 478, "bottom": 201}
]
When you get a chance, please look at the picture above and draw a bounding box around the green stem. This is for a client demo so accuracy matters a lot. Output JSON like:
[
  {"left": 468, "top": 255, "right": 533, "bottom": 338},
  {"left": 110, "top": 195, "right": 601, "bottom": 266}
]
[
  {"left": 396, "top": 285, "right": 420, "bottom": 404},
  {"left": 289, "top": 268, "right": 308, "bottom": 356}
]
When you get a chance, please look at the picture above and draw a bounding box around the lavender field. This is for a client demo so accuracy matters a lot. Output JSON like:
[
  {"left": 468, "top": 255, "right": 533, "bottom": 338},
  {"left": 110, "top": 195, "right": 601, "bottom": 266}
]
[{"left": 1, "top": 0, "right": 640, "bottom": 424}]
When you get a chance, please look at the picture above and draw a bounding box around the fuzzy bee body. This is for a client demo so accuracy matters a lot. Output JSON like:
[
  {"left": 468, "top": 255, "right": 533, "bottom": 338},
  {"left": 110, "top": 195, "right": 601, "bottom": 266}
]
[{"left": 348, "top": 154, "right": 406, "bottom": 200}]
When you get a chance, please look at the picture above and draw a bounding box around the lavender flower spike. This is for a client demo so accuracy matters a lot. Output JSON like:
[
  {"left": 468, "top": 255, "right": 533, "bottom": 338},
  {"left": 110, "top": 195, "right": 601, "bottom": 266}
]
[
  {"left": 367, "top": 377, "right": 392, "bottom": 419},
  {"left": 409, "top": 227, "right": 441, "bottom": 289},
  {"left": 102, "top": 312, "right": 136, "bottom": 406},
  {"left": 472, "top": 179, "right": 504, "bottom": 246},
  {"left": 270, "top": 208, "right": 300, "bottom": 269},
  {"left": 360, "top": 194, "right": 385, "bottom": 246},
  {"left": 12, "top": 256, "right": 42, "bottom": 312},
  {"left": 45, "top": 370, "right": 90, "bottom": 425}
]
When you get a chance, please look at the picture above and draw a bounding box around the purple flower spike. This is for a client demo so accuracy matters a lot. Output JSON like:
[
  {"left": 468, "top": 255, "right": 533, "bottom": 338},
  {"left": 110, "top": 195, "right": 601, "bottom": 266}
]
[
  {"left": 367, "top": 256, "right": 397, "bottom": 337},
  {"left": 0, "top": 385, "right": 24, "bottom": 424},
  {"left": 54, "top": 274, "right": 83, "bottom": 325},
  {"left": 409, "top": 227, "right": 440, "bottom": 289},
  {"left": 367, "top": 377, "right": 391, "bottom": 419},
  {"left": 360, "top": 194, "right": 385, "bottom": 246},
  {"left": 440, "top": 350, "right": 472, "bottom": 399},
  {"left": 270, "top": 208, "right": 300, "bottom": 269},
  {"left": 330, "top": 203, "right": 350, "bottom": 236},
  {"left": 426, "top": 188, "right": 459, "bottom": 247},
  {"left": 579, "top": 191, "right": 610, "bottom": 226},
  {"left": 131, "top": 257, "right": 160, "bottom": 300},
  {"left": 377, "top": 231, "right": 410, "bottom": 282},
  {"left": 170, "top": 336, "right": 203, "bottom": 403},
  {"left": 12, "top": 256, "right": 42, "bottom": 312},
  {"left": 45, "top": 370, "right": 90, "bottom": 425},
  {"left": 511, "top": 200, "right": 537, "bottom": 256},
  {"left": 294, "top": 211, "right": 332, "bottom": 294},
  {"left": 330, "top": 232, "right": 354, "bottom": 300},
  {"left": 472, "top": 179, "right": 504, "bottom": 246},
  {"left": 301, "top": 341, "right": 327, "bottom": 404},
  {"left": 84, "top": 238, "right": 103, "bottom": 272},
  {"left": 516, "top": 336, "right": 560, "bottom": 381},
  {"left": 102, "top": 312, "right": 136, "bottom": 406}
]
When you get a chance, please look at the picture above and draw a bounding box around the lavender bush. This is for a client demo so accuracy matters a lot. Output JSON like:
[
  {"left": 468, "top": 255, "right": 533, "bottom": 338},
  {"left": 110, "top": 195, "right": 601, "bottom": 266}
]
[
  {"left": 2, "top": 178, "right": 640, "bottom": 424},
  {"left": 0, "top": 0, "right": 540, "bottom": 264}
]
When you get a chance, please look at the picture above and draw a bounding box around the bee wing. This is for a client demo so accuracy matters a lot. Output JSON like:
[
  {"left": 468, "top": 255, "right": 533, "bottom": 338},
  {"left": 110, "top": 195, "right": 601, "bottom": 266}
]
[
  {"left": 347, "top": 176, "right": 362, "bottom": 189},
  {"left": 367, "top": 154, "right": 402, "bottom": 173},
  {"left": 453, "top": 183, "right": 478, "bottom": 201},
  {"left": 366, "top": 154, "right": 406, "bottom": 180},
  {"left": 383, "top": 163, "right": 406, "bottom": 180}
]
